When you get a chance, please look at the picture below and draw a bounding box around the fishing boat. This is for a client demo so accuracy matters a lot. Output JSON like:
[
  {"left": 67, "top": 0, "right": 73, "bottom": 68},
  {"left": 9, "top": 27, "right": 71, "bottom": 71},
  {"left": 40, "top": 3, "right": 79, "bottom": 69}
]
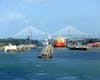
[
  {"left": 54, "top": 35, "right": 67, "bottom": 47},
  {"left": 68, "top": 46, "right": 87, "bottom": 50},
  {"left": 68, "top": 42, "right": 88, "bottom": 50},
  {"left": 38, "top": 44, "right": 54, "bottom": 59}
]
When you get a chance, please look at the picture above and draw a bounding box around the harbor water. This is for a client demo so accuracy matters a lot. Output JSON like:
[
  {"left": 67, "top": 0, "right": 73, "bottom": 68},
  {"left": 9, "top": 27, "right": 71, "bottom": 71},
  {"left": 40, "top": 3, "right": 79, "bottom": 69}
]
[{"left": 0, "top": 48, "right": 100, "bottom": 80}]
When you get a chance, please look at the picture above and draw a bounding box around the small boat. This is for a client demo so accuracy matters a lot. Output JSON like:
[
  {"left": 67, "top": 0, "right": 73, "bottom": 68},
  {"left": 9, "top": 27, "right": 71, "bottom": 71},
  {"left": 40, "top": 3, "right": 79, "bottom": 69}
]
[
  {"left": 38, "top": 44, "right": 54, "bottom": 59},
  {"left": 68, "top": 46, "right": 87, "bottom": 50},
  {"left": 38, "top": 53, "right": 53, "bottom": 59},
  {"left": 68, "top": 42, "right": 88, "bottom": 50}
]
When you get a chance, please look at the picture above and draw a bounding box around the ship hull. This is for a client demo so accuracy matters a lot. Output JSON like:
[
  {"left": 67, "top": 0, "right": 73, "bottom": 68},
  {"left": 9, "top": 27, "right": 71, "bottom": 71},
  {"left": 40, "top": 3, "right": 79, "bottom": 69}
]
[
  {"left": 68, "top": 47, "right": 87, "bottom": 50},
  {"left": 54, "top": 41, "right": 66, "bottom": 47},
  {"left": 54, "top": 35, "right": 67, "bottom": 47}
]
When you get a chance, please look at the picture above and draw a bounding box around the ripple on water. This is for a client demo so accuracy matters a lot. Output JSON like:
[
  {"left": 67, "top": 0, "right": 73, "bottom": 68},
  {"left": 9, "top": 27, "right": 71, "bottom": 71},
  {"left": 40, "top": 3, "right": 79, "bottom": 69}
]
[
  {"left": 12, "top": 78, "right": 26, "bottom": 80},
  {"left": 35, "top": 72, "right": 48, "bottom": 76},
  {"left": 35, "top": 64, "right": 42, "bottom": 67},
  {"left": 13, "top": 78, "right": 38, "bottom": 80},
  {"left": 56, "top": 76, "right": 79, "bottom": 80}
]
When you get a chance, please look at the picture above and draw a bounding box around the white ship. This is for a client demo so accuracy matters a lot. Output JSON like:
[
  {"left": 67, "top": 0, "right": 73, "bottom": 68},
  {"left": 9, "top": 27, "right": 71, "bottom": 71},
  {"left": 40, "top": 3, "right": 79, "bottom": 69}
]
[{"left": 42, "top": 38, "right": 49, "bottom": 46}]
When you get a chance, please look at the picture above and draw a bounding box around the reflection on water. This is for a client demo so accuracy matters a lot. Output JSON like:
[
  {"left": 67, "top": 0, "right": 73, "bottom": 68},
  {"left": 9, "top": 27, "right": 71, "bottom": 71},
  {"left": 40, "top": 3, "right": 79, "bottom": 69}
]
[{"left": 0, "top": 48, "right": 100, "bottom": 80}]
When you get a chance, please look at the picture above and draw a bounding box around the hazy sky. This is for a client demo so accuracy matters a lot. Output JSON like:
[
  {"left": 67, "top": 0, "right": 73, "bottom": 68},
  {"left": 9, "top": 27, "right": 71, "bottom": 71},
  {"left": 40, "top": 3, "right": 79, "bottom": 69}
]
[{"left": 0, "top": 0, "right": 100, "bottom": 37}]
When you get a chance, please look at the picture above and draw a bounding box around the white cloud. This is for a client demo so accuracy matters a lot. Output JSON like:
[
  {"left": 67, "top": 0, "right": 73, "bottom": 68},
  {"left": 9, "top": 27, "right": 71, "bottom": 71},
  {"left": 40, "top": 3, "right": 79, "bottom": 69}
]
[{"left": 0, "top": 12, "right": 24, "bottom": 23}]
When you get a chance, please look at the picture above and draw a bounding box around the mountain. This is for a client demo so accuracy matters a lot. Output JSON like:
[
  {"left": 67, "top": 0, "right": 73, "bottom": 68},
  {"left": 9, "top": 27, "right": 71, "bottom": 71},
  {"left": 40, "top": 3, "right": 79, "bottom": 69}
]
[{"left": 12, "top": 25, "right": 48, "bottom": 39}]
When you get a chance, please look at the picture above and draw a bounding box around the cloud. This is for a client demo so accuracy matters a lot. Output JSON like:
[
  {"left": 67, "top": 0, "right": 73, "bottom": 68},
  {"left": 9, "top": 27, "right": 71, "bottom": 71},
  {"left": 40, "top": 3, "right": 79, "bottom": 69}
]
[{"left": 0, "top": 12, "right": 24, "bottom": 23}]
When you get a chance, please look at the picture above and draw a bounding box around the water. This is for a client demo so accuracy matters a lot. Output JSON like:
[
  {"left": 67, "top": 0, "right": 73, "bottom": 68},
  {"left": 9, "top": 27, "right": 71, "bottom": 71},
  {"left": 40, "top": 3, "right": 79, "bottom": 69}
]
[{"left": 0, "top": 48, "right": 100, "bottom": 80}]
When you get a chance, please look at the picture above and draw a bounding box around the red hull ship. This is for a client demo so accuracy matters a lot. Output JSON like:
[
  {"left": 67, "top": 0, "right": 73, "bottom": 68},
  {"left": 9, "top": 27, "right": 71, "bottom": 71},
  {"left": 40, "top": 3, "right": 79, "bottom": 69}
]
[{"left": 54, "top": 35, "right": 66, "bottom": 47}]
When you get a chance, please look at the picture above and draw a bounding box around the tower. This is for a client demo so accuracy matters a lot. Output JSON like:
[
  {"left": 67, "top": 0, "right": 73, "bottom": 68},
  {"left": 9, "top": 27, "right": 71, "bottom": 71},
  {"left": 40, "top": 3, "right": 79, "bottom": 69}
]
[{"left": 27, "top": 28, "right": 32, "bottom": 44}]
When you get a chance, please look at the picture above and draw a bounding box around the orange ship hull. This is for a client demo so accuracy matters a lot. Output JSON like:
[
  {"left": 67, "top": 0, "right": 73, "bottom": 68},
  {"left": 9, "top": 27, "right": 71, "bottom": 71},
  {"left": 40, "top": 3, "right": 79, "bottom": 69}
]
[
  {"left": 54, "top": 41, "right": 66, "bottom": 47},
  {"left": 54, "top": 35, "right": 67, "bottom": 47}
]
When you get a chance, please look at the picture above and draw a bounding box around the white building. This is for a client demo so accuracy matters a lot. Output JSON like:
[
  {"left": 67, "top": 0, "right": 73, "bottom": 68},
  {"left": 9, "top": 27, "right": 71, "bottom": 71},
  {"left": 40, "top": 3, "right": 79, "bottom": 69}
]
[{"left": 4, "top": 44, "right": 17, "bottom": 52}]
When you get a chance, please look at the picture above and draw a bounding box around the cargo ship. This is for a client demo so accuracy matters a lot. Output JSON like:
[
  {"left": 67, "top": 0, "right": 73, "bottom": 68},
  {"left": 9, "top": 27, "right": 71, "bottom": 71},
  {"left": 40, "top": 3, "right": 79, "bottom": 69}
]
[{"left": 54, "top": 35, "right": 67, "bottom": 47}]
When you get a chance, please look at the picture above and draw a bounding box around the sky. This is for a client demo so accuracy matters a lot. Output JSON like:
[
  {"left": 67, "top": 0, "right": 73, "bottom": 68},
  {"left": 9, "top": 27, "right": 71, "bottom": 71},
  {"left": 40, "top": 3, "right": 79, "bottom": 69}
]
[{"left": 0, "top": 0, "right": 100, "bottom": 38}]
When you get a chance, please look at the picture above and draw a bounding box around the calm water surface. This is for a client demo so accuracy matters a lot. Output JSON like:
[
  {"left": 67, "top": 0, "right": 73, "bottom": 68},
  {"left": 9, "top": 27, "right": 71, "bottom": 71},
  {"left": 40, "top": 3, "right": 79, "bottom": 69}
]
[{"left": 0, "top": 48, "right": 100, "bottom": 80}]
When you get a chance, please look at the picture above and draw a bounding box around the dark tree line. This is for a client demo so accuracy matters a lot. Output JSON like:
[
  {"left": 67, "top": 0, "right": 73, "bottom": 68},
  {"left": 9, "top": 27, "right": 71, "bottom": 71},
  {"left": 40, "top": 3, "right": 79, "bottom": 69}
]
[{"left": 0, "top": 38, "right": 41, "bottom": 47}]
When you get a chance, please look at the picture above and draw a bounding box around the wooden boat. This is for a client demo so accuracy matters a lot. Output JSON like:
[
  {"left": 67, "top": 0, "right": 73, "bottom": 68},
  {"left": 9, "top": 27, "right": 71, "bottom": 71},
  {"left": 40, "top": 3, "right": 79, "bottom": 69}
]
[{"left": 38, "top": 45, "right": 54, "bottom": 59}]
